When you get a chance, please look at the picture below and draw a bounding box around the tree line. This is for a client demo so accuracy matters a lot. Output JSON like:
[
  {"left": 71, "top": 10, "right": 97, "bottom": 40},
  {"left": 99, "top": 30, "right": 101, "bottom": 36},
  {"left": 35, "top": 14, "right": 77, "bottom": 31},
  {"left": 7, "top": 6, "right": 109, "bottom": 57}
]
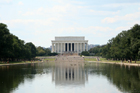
[
  {"left": 88, "top": 24, "right": 140, "bottom": 62},
  {"left": 36, "top": 46, "right": 57, "bottom": 56},
  {"left": 0, "top": 23, "right": 36, "bottom": 61},
  {"left": 0, "top": 23, "right": 57, "bottom": 62}
]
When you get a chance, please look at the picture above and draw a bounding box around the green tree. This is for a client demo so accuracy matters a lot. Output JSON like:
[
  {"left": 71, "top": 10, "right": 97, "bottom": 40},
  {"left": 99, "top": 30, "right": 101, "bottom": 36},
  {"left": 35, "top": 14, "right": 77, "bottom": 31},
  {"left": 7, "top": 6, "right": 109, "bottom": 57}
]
[
  {"left": 129, "top": 24, "right": 140, "bottom": 62},
  {"left": 89, "top": 24, "right": 140, "bottom": 62},
  {"left": 81, "top": 51, "right": 89, "bottom": 56},
  {"left": 44, "top": 48, "right": 51, "bottom": 56},
  {"left": 25, "top": 42, "right": 36, "bottom": 58},
  {"left": 36, "top": 46, "right": 51, "bottom": 56},
  {"left": 36, "top": 46, "right": 46, "bottom": 56},
  {"left": 0, "top": 23, "right": 37, "bottom": 61},
  {"left": 0, "top": 23, "right": 13, "bottom": 60}
]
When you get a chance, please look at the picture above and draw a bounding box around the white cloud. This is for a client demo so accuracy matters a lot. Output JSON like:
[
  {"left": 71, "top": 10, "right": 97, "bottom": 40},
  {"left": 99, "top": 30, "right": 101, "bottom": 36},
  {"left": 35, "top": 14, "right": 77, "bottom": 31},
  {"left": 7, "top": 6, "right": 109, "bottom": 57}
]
[
  {"left": 89, "top": 10, "right": 120, "bottom": 15},
  {"left": 102, "top": 12, "right": 140, "bottom": 23},
  {"left": 47, "top": 26, "right": 112, "bottom": 36},
  {"left": 115, "top": 26, "right": 130, "bottom": 32},
  {"left": 1, "top": 17, "right": 117, "bottom": 37},
  {"left": 22, "top": 4, "right": 72, "bottom": 17},
  {"left": 77, "top": 26, "right": 112, "bottom": 33},
  {"left": 51, "top": 0, "right": 84, "bottom": 5},
  {"left": 18, "top": 1, "right": 23, "bottom": 5},
  {"left": 23, "top": 25, "right": 114, "bottom": 37},
  {"left": 1, "top": 18, "right": 60, "bottom": 27},
  {"left": 102, "top": 3, "right": 140, "bottom": 8},
  {"left": 102, "top": 16, "right": 119, "bottom": 23},
  {"left": 71, "top": 1, "right": 85, "bottom": 4},
  {"left": 22, "top": 3, "right": 120, "bottom": 19},
  {"left": 51, "top": 0, "right": 66, "bottom": 4},
  {"left": 0, "top": 0, "right": 12, "bottom": 3},
  {"left": 127, "top": 21, "right": 140, "bottom": 26}
]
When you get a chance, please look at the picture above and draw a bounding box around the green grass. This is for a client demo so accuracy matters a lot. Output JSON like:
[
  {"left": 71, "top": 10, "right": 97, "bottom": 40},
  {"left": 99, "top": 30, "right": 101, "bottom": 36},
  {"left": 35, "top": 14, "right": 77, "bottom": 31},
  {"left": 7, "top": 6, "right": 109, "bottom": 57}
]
[
  {"left": 36, "top": 56, "right": 50, "bottom": 57},
  {"left": 44, "top": 58, "right": 55, "bottom": 61},
  {"left": 84, "top": 58, "right": 97, "bottom": 61},
  {"left": 84, "top": 57, "right": 140, "bottom": 64},
  {"left": 0, "top": 60, "right": 42, "bottom": 65},
  {"left": 128, "top": 61, "right": 140, "bottom": 64},
  {"left": 99, "top": 58, "right": 119, "bottom": 62},
  {"left": 99, "top": 58, "right": 140, "bottom": 63}
]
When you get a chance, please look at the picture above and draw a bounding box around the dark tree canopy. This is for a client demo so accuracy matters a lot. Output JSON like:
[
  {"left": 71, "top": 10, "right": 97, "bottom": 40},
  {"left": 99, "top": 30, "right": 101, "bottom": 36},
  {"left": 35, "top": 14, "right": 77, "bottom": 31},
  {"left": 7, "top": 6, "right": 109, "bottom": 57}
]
[
  {"left": 36, "top": 46, "right": 57, "bottom": 56},
  {"left": 81, "top": 51, "right": 89, "bottom": 56},
  {"left": 25, "top": 42, "right": 36, "bottom": 58},
  {"left": 89, "top": 24, "right": 140, "bottom": 62},
  {"left": 0, "top": 23, "right": 36, "bottom": 61}
]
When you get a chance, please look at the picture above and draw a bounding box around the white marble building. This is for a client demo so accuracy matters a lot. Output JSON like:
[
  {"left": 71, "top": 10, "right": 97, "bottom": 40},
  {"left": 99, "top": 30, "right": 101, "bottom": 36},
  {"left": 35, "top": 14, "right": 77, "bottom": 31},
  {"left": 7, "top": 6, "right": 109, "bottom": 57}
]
[{"left": 51, "top": 36, "right": 88, "bottom": 53}]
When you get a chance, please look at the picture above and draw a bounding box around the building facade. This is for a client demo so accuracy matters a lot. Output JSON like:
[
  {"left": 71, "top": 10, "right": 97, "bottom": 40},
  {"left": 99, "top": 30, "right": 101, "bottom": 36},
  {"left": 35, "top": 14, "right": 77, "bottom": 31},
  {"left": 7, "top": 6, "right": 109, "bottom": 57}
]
[{"left": 51, "top": 36, "right": 88, "bottom": 53}]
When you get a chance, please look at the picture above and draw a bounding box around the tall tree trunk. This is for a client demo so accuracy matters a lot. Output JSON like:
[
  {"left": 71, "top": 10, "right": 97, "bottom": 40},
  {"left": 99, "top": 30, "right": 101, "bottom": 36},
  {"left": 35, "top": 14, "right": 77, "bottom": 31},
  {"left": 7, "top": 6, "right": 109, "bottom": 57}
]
[{"left": 131, "top": 58, "right": 132, "bottom": 63}]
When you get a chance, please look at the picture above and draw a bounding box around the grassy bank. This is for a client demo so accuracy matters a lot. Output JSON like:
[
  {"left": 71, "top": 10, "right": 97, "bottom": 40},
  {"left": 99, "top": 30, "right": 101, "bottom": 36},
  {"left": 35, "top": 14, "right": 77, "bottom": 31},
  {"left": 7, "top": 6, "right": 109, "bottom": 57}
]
[
  {"left": 44, "top": 58, "right": 55, "bottom": 61},
  {"left": 84, "top": 57, "right": 140, "bottom": 64},
  {"left": 0, "top": 60, "right": 43, "bottom": 66},
  {"left": 0, "top": 58, "right": 55, "bottom": 65},
  {"left": 100, "top": 58, "right": 140, "bottom": 63},
  {"left": 84, "top": 58, "right": 97, "bottom": 61}
]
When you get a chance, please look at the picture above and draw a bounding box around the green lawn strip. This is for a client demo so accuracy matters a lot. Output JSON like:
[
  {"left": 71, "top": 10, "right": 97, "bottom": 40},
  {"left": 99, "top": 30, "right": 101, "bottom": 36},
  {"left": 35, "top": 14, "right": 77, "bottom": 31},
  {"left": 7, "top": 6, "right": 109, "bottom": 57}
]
[
  {"left": 0, "top": 61, "right": 42, "bottom": 65},
  {"left": 85, "top": 57, "right": 140, "bottom": 64},
  {"left": 36, "top": 56, "right": 56, "bottom": 58},
  {"left": 36, "top": 56, "right": 50, "bottom": 57},
  {"left": 43, "top": 58, "right": 55, "bottom": 61},
  {"left": 131, "top": 61, "right": 140, "bottom": 64},
  {"left": 100, "top": 58, "right": 140, "bottom": 64},
  {"left": 100, "top": 58, "right": 120, "bottom": 63},
  {"left": 84, "top": 58, "right": 97, "bottom": 61}
]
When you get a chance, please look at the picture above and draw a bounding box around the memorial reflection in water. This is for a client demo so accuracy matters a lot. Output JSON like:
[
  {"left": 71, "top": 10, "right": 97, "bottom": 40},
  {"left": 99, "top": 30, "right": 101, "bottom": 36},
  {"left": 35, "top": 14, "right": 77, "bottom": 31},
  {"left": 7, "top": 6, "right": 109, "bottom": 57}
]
[{"left": 52, "top": 61, "right": 88, "bottom": 86}]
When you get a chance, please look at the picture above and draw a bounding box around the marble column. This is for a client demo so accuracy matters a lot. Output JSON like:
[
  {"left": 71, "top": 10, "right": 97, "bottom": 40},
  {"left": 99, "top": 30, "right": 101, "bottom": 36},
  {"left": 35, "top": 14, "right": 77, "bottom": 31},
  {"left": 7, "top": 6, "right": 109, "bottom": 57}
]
[
  {"left": 64, "top": 43, "right": 65, "bottom": 52},
  {"left": 75, "top": 43, "right": 77, "bottom": 52},
  {"left": 77, "top": 43, "right": 79, "bottom": 53},
  {"left": 81, "top": 43, "right": 82, "bottom": 52},
  {"left": 74, "top": 43, "right": 76, "bottom": 52},
  {"left": 67, "top": 43, "right": 69, "bottom": 52},
  {"left": 83, "top": 43, "right": 85, "bottom": 51},
  {"left": 86, "top": 43, "right": 88, "bottom": 51},
  {"left": 61, "top": 43, "right": 62, "bottom": 53},
  {"left": 71, "top": 43, "right": 72, "bottom": 51},
  {"left": 55, "top": 43, "right": 56, "bottom": 52},
  {"left": 52, "top": 43, "right": 54, "bottom": 52},
  {"left": 81, "top": 43, "right": 83, "bottom": 52},
  {"left": 58, "top": 43, "right": 59, "bottom": 53},
  {"left": 80, "top": 43, "right": 81, "bottom": 53},
  {"left": 55, "top": 43, "right": 57, "bottom": 53}
]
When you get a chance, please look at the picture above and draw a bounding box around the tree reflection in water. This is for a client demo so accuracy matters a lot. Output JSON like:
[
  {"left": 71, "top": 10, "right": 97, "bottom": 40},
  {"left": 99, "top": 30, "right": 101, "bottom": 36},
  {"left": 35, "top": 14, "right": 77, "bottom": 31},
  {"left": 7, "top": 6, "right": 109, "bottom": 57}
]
[
  {"left": 85, "top": 62, "right": 140, "bottom": 93},
  {"left": 0, "top": 62, "right": 140, "bottom": 93}
]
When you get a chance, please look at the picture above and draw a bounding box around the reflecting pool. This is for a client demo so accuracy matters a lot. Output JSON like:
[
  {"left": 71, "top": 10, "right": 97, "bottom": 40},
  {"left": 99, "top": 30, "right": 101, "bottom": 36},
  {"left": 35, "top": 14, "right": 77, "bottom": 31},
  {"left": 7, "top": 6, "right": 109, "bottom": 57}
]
[{"left": 0, "top": 62, "right": 140, "bottom": 93}]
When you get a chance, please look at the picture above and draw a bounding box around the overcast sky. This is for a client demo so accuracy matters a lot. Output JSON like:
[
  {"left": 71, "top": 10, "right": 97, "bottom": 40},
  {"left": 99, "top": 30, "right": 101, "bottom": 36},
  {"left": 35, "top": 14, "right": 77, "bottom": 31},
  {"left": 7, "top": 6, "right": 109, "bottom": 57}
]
[{"left": 0, "top": 0, "right": 140, "bottom": 47}]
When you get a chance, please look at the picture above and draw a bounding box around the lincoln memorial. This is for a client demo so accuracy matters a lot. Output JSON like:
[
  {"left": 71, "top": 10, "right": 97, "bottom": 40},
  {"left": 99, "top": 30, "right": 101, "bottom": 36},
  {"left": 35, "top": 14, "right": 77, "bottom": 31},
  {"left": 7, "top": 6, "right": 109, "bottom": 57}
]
[{"left": 51, "top": 36, "right": 88, "bottom": 53}]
